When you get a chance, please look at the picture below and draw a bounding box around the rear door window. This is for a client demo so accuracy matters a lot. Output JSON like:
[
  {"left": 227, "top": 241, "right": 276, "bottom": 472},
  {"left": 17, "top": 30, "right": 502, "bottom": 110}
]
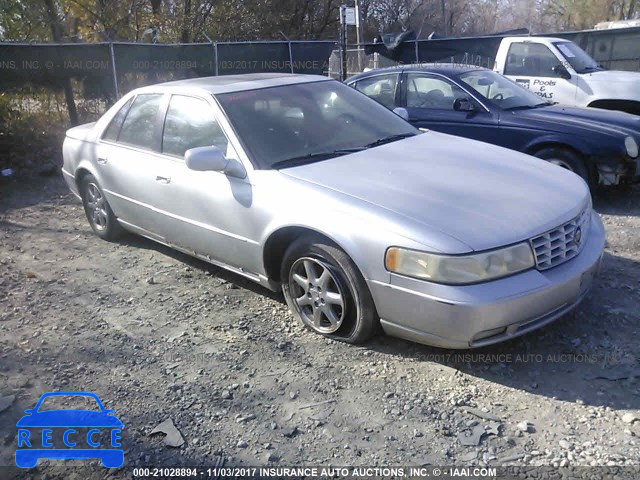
[
  {"left": 117, "top": 94, "right": 164, "bottom": 150},
  {"left": 353, "top": 74, "right": 399, "bottom": 109},
  {"left": 101, "top": 97, "right": 133, "bottom": 142}
]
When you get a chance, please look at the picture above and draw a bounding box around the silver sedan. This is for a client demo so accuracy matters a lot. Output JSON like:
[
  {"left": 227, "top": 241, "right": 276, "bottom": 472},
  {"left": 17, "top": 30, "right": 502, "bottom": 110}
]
[{"left": 62, "top": 73, "right": 606, "bottom": 348}]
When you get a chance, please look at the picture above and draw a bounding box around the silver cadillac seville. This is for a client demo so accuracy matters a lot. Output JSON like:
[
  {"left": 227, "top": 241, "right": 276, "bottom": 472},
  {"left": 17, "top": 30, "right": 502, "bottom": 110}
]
[{"left": 62, "top": 73, "right": 605, "bottom": 349}]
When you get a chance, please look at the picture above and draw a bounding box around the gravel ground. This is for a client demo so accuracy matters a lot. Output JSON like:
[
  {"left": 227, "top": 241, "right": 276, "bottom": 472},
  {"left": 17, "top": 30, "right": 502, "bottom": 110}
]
[{"left": 0, "top": 175, "right": 639, "bottom": 479}]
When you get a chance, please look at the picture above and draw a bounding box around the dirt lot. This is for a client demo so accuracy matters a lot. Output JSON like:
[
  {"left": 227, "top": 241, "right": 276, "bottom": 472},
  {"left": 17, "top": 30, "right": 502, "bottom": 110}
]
[{"left": 1, "top": 175, "right": 639, "bottom": 479}]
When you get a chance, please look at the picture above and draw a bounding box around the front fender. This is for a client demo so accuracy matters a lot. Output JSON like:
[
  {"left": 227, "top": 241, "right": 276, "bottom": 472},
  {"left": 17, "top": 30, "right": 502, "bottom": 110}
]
[
  {"left": 259, "top": 211, "right": 443, "bottom": 286},
  {"left": 523, "top": 134, "right": 591, "bottom": 157}
]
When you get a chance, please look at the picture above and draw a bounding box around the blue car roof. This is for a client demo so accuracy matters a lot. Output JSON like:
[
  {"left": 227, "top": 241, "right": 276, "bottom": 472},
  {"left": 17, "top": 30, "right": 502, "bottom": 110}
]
[{"left": 347, "top": 63, "right": 486, "bottom": 83}]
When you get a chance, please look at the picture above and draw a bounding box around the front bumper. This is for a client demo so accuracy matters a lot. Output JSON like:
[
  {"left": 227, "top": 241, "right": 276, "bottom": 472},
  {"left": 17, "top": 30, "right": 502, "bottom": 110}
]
[
  {"left": 596, "top": 158, "right": 640, "bottom": 185},
  {"left": 368, "top": 211, "right": 606, "bottom": 349}
]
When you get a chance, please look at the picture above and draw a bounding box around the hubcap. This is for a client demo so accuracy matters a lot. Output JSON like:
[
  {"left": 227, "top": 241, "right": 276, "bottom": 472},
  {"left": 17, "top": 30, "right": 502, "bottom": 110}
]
[
  {"left": 548, "top": 159, "right": 574, "bottom": 172},
  {"left": 86, "top": 183, "right": 108, "bottom": 231},
  {"left": 289, "top": 257, "right": 345, "bottom": 334}
]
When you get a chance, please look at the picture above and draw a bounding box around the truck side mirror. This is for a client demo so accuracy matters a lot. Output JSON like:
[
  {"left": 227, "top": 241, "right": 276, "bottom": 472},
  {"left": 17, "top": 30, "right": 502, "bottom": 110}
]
[
  {"left": 453, "top": 97, "right": 475, "bottom": 112},
  {"left": 552, "top": 64, "right": 572, "bottom": 80}
]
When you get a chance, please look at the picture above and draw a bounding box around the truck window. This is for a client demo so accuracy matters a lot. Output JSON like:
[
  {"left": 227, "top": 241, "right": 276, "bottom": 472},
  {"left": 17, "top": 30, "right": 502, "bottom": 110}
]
[
  {"left": 553, "top": 42, "right": 602, "bottom": 73},
  {"left": 504, "top": 43, "right": 560, "bottom": 77}
]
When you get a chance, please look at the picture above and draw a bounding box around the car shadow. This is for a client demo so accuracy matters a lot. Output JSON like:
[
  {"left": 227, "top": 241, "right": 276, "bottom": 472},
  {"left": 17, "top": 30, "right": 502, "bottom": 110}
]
[
  {"left": 119, "top": 227, "right": 640, "bottom": 411},
  {"left": 116, "top": 234, "right": 284, "bottom": 303},
  {"left": 365, "top": 249, "right": 640, "bottom": 411},
  {"left": 592, "top": 184, "right": 640, "bottom": 217}
]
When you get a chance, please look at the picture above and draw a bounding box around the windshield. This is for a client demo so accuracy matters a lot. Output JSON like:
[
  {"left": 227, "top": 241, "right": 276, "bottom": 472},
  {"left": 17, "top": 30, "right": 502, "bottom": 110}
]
[
  {"left": 553, "top": 42, "right": 603, "bottom": 73},
  {"left": 458, "top": 70, "right": 550, "bottom": 110},
  {"left": 216, "top": 80, "right": 418, "bottom": 169}
]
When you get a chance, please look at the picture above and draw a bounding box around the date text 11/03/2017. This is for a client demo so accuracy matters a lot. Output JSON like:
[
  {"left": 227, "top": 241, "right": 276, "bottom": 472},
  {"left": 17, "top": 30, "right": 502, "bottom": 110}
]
[{"left": 131, "top": 466, "right": 499, "bottom": 478}]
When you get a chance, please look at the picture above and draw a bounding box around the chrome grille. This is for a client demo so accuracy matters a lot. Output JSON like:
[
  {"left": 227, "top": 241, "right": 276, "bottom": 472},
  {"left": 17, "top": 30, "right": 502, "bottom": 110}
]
[{"left": 530, "top": 209, "right": 590, "bottom": 270}]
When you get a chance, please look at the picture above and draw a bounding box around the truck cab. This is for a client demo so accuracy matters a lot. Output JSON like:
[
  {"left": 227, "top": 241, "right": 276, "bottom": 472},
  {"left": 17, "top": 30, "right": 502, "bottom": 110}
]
[{"left": 495, "top": 37, "right": 640, "bottom": 115}]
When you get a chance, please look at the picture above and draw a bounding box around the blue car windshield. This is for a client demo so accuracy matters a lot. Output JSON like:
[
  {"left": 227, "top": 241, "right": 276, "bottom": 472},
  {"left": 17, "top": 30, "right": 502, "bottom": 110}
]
[
  {"left": 36, "top": 395, "right": 102, "bottom": 412},
  {"left": 217, "top": 80, "right": 418, "bottom": 169},
  {"left": 458, "top": 70, "right": 551, "bottom": 110}
]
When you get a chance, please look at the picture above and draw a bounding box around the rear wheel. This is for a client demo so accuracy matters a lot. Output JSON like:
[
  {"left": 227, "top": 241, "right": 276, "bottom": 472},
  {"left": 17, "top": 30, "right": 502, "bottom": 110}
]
[
  {"left": 80, "top": 174, "right": 123, "bottom": 241},
  {"left": 281, "top": 235, "right": 378, "bottom": 344},
  {"left": 533, "top": 147, "right": 591, "bottom": 185}
]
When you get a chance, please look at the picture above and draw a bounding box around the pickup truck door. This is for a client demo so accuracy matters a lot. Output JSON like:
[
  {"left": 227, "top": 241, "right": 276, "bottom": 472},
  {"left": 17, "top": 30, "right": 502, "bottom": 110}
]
[
  {"left": 401, "top": 72, "right": 501, "bottom": 144},
  {"left": 501, "top": 41, "right": 578, "bottom": 105}
]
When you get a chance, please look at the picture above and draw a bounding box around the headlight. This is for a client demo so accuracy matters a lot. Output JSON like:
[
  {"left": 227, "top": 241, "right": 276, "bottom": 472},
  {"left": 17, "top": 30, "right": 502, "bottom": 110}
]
[
  {"left": 385, "top": 243, "right": 535, "bottom": 285},
  {"left": 625, "top": 136, "right": 638, "bottom": 158}
]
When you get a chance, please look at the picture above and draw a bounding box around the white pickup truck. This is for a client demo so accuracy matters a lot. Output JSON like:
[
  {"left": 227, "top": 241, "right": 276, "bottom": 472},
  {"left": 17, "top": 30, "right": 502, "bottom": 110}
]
[{"left": 494, "top": 37, "right": 640, "bottom": 115}]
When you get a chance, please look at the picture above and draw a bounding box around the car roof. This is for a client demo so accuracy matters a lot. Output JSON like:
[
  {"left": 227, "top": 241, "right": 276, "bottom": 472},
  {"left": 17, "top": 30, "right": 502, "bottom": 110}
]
[
  {"left": 134, "top": 73, "right": 332, "bottom": 96},
  {"left": 348, "top": 63, "right": 487, "bottom": 82}
]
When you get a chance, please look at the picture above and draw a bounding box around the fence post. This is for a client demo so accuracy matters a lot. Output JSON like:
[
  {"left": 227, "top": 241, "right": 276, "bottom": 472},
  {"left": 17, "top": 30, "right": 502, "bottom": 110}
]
[
  {"left": 288, "top": 41, "right": 294, "bottom": 73},
  {"left": 211, "top": 42, "right": 218, "bottom": 77},
  {"left": 213, "top": 42, "right": 219, "bottom": 76},
  {"left": 414, "top": 40, "right": 419, "bottom": 64},
  {"left": 109, "top": 42, "right": 119, "bottom": 98}
]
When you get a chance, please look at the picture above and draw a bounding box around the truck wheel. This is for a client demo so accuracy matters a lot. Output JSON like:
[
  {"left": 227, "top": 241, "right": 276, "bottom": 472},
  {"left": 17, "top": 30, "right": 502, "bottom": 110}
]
[
  {"left": 80, "top": 174, "right": 123, "bottom": 241},
  {"left": 281, "top": 234, "right": 378, "bottom": 344},
  {"left": 533, "top": 147, "right": 591, "bottom": 185}
]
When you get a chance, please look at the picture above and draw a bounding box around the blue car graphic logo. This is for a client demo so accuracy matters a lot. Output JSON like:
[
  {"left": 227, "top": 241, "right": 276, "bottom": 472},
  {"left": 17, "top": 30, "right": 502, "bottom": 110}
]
[{"left": 15, "top": 391, "right": 123, "bottom": 468}]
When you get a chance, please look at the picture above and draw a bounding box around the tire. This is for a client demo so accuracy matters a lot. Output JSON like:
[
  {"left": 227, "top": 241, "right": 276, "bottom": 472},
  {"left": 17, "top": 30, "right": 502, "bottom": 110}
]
[
  {"left": 533, "top": 147, "right": 592, "bottom": 186},
  {"left": 80, "top": 174, "right": 123, "bottom": 241},
  {"left": 280, "top": 234, "right": 378, "bottom": 344}
]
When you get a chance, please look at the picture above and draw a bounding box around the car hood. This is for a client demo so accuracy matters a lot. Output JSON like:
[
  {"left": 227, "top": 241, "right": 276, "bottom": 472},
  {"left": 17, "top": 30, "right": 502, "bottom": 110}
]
[
  {"left": 583, "top": 69, "right": 640, "bottom": 83},
  {"left": 16, "top": 410, "right": 123, "bottom": 427},
  {"left": 280, "top": 132, "right": 590, "bottom": 252},
  {"left": 513, "top": 105, "right": 640, "bottom": 138}
]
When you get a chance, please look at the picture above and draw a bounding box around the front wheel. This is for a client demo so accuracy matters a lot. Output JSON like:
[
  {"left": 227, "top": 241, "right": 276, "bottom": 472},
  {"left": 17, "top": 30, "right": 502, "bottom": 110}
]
[
  {"left": 533, "top": 147, "right": 592, "bottom": 185},
  {"left": 281, "top": 235, "right": 378, "bottom": 344}
]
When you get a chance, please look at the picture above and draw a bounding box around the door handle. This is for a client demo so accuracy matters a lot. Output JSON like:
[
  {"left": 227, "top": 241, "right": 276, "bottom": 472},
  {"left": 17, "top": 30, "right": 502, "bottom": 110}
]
[
  {"left": 155, "top": 175, "right": 171, "bottom": 184},
  {"left": 97, "top": 157, "right": 108, "bottom": 164}
]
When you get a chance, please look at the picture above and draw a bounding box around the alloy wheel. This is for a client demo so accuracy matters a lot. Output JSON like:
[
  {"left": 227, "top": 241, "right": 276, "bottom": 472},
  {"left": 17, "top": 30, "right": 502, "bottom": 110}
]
[{"left": 288, "top": 257, "right": 345, "bottom": 334}]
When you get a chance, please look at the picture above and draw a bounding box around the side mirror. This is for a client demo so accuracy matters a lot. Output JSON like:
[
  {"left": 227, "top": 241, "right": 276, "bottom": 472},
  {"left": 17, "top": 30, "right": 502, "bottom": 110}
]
[
  {"left": 185, "top": 146, "right": 228, "bottom": 172},
  {"left": 552, "top": 64, "right": 572, "bottom": 80},
  {"left": 392, "top": 107, "right": 410, "bottom": 121},
  {"left": 185, "top": 146, "right": 247, "bottom": 178},
  {"left": 453, "top": 97, "right": 475, "bottom": 112}
]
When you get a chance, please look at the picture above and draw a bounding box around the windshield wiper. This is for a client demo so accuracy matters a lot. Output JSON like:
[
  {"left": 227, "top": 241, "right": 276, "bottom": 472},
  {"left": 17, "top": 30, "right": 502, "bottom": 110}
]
[
  {"left": 581, "top": 65, "right": 604, "bottom": 72},
  {"left": 271, "top": 148, "right": 363, "bottom": 169},
  {"left": 505, "top": 102, "right": 551, "bottom": 111},
  {"left": 364, "top": 133, "right": 416, "bottom": 149}
]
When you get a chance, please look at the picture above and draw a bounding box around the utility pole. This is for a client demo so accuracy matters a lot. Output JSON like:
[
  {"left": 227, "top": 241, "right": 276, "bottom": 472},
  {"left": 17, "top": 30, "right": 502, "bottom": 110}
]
[
  {"left": 355, "top": 0, "right": 363, "bottom": 71},
  {"left": 339, "top": 5, "right": 348, "bottom": 80}
]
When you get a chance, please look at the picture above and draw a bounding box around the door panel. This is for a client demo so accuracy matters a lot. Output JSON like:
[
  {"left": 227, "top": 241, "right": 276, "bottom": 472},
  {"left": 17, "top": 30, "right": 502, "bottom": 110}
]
[
  {"left": 95, "top": 93, "right": 166, "bottom": 236},
  {"left": 150, "top": 94, "right": 257, "bottom": 270},
  {"left": 403, "top": 73, "right": 500, "bottom": 143}
]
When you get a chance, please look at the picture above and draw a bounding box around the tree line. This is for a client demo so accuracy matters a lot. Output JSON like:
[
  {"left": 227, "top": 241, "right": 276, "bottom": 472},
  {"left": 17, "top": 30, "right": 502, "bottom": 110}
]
[{"left": 0, "top": 0, "right": 638, "bottom": 44}]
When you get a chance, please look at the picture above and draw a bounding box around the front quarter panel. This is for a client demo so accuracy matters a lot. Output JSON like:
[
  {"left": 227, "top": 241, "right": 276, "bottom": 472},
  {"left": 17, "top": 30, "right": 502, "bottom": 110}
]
[{"left": 253, "top": 171, "right": 472, "bottom": 286}]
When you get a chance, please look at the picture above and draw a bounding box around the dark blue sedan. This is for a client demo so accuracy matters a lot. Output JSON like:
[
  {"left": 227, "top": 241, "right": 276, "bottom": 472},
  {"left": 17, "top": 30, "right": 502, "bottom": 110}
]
[{"left": 347, "top": 65, "right": 640, "bottom": 187}]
